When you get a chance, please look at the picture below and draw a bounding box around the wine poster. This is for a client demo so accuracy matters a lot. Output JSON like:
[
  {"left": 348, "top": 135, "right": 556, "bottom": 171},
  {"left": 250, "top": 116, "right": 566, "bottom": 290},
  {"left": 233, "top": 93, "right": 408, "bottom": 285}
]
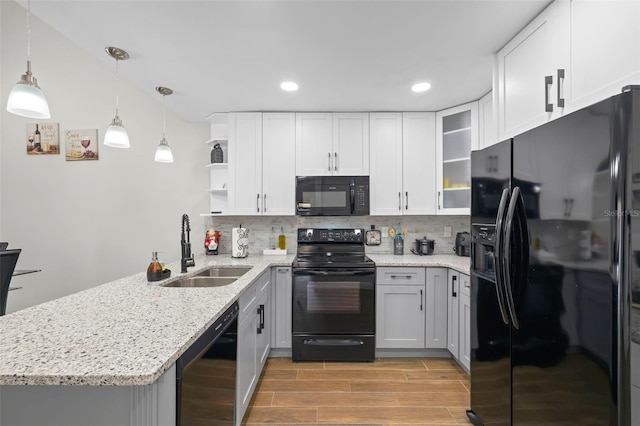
[
  {"left": 26, "top": 122, "right": 60, "bottom": 155},
  {"left": 65, "top": 129, "right": 99, "bottom": 161}
]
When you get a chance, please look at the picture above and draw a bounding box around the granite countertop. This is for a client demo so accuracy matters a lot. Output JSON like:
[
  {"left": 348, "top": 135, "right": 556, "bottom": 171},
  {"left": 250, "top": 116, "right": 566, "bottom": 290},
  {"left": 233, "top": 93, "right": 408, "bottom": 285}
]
[{"left": 0, "top": 253, "right": 467, "bottom": 386}]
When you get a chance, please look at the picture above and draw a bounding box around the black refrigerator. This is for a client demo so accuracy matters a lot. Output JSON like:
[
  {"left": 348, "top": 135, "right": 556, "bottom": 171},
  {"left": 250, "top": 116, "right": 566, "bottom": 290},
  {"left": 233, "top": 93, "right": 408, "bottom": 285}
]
[{"left": 467, "top": 86, "right": 639, "bottom": 425}]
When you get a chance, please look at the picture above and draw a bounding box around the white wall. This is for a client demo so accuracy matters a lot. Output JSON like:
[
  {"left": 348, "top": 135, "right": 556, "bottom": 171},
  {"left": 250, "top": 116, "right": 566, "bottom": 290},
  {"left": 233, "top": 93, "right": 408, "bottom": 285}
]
[{"left": 1, "top": 1, "right": 209, "bottom": 313}]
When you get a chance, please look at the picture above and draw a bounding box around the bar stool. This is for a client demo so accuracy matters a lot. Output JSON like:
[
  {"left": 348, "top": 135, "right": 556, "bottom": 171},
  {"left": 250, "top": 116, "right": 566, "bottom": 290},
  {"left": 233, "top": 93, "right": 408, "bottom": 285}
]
[{"left": 0, "top": 249, "right": 21, "bottom": 316}]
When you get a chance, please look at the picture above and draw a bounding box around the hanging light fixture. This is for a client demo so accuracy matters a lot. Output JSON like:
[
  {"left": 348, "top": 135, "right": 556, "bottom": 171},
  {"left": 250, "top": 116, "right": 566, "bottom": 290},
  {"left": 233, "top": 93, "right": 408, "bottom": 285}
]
[
  {"left": 6, "top": 0, "right": 51, "bottom": 119},
  {"left": 103, "top": 46, "right": 130, "bottom": 148},
  {"left": 154, "top": 86, "right": 174, "bottom": 163}
]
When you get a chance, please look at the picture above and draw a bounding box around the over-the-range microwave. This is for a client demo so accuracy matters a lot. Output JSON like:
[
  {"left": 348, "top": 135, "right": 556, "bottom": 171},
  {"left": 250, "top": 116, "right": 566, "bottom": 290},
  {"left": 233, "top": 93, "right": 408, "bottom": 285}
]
[{"left": 295, "top": 176, "right": 369, "bottom": 216}]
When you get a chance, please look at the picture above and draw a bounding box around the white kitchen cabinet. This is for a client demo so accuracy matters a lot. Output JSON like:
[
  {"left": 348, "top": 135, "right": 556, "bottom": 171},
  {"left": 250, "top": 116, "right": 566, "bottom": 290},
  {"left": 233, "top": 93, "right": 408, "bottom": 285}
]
[
  {"left": 228, "top": 112, "right": 263, "bottom": 216},
  {"left": 478, "top": 91, "right": 498, "bottom": 149},
  {"left": 271, "top": 267, "right": 292, "bottom": 349},
  {"left": 568, "top": 0, "right": 640, "bottom": 112},
  {"left": 447, "top": 270, "right": 460, "bottom": 359},
  {"left": 425, "top": 268, "right": 448, "bottom": 349},
  {"left": 403, "top": 113, "right": 437, "bottom": 215},
  {"left": 459, "top": 273, "right": 471, "bottom": 371},
  {"left": 496, "top": 0, "right": 639, "bottom": 141},
  {"left": 236, "top": 270, "right": 271, "bottom": 426},
  {"left": 370, "top": 112, "right": 436, "bottom": 216},
  {"left": 296, "top": 112, "right": 369, "bottom": 176},
  {"left": 436, "top": 102, "right": 478, "bottom": 215},
  {"left": 227, "top": 112, "right": 296, "bottom": 216},
  {"left": 262, "top": 113, "right": 296, "bottom": 215},
  {"left": 496, "top": 0, "right": 570, "bottom": 140}
]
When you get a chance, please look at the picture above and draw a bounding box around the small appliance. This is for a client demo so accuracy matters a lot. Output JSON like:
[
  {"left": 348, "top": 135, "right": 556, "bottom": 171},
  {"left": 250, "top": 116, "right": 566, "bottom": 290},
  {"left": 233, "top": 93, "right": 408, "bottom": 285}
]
[
  {"left": 454, "top": 232, "right": 470, "bottom": 256},
  {"left": 412, "top": 237, "right": 435, "bottom": 255},
  {"left": 295, "top": 176, "right": 369, "bottom": 216}
]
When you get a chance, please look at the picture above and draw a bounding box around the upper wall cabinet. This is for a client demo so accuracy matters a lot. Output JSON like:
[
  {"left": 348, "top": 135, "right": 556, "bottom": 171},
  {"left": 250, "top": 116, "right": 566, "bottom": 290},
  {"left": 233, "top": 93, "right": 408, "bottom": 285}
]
[
  {"left": 228, "top": 112, "right": 296, "bottom": 216},
  {"left": 496, "top": 0, "right": 640, "bottom": 140},
  {"left": 296, "top": 113, "right": 369, "bottom": 176},
  {"left": 568, "top": 0, "right": 640, "bottom": 112},
  {"left": 436, "top": 102, "right": 478, "bottom": 215},
  {"left": 369, "top": 112, "right": 437, "bottom": 215},
  {"left": 496, "top": 0, "right": 570, "bottom": 140}
]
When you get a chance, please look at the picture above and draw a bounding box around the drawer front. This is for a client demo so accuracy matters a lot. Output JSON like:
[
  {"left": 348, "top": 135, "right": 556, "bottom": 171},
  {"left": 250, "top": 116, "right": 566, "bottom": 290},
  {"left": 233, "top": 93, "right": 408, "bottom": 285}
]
[
  {"left": 376, "top": 267, "right": 425, "bottom": 286},
  {"left": 239, "top": 283, "right": 258, "bottom": 321}
]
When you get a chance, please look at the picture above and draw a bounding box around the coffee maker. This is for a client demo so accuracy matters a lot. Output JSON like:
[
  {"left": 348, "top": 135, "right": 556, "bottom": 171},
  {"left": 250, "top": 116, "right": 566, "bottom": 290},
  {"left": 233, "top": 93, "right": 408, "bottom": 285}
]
[{"left": 454, "top": 232, "right": 470, "bottom": 256}]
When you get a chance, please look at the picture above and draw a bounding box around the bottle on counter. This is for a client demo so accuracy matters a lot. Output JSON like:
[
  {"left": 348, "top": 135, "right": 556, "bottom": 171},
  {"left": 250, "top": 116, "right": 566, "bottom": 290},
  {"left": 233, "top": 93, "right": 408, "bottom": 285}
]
[
  {"left": 270, "top": 227, "right": 276, "bottom": 249},
  {"left": 278, "top": 227, "right": 286, "bottom": 250},
  {"left": 147, "top": 252, "right": 163, "bottom": 282}
]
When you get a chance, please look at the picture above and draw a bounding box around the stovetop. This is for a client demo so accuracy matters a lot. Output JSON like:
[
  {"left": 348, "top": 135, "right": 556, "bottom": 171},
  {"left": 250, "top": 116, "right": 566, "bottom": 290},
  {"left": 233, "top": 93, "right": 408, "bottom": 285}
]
[{"left": 292, "top": 228, "right": 375, "bottom": 268}]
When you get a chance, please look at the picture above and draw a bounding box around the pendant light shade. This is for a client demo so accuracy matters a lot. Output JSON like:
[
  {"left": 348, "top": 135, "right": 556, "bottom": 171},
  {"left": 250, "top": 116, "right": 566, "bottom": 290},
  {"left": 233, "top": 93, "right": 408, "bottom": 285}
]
[
  {"left": 104, "top": 115, "right": 130, "bottom": 148},
  {"left": 6, "top": 0, "right": 51, "bottom": 119},
  {"left": 154, "top": 86, "right": 174, "bottom": 163},
  {"left": 104, "top": 47, "right": 130, "bottom": 149}
]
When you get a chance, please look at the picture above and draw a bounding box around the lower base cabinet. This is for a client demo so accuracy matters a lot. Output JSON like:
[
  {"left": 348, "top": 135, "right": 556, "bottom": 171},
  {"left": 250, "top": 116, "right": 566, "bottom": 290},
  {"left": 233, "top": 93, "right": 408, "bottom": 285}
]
[
  {"left": 446, "top": 270, "right": 471, "bottom": 371},
  {"left": 271, "top": 267, "right": 292, "bottom": 349},
  {"left": 236, "top": 270, "right": 271, "bottom": 426},
  {"left": 376, "top": 267, "right": 448, "bottom": 350}
]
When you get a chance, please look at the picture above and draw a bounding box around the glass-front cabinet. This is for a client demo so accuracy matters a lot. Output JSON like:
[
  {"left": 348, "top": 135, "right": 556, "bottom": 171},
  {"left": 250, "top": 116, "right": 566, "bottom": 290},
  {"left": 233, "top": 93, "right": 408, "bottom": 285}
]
[{"left": 436, "top": 102, "right": 478, "bottom": 215}]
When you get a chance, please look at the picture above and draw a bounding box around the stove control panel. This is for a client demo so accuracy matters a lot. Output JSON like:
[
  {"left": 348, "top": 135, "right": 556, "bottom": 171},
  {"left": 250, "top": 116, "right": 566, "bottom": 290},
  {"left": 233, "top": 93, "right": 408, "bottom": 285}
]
[{"left": 297, "top": 228, "right": 364, "bottom": 243}]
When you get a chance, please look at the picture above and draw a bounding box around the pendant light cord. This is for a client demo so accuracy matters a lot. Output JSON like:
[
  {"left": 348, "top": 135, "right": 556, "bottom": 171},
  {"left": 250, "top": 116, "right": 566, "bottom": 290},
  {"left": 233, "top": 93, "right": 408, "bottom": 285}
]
[
  {"left": 26, "top": 0, "right": 31, "bottom": 60},
  {"left": 162, "top": 95, "right": 166, "bottom": 138},
  {"left": 115, "top": 59, "right": 120, "bottom": 116}
]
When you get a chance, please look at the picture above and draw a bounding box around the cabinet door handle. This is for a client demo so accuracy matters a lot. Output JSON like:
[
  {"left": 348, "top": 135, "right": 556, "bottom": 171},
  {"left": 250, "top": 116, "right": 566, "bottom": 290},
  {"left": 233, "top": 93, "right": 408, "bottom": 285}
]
[
  {"left": 334, "top": 152, "right": 338, "bottom": 172},
  {"left": 260, "top": 304, "right": 265, "bottom": 330},
  {"left": 398, "top": 192, "right": 402, "bottom": 211},
  {"left": 390, "top": 274, "right": 412, "bottom": 279},
  {"left": 420, "top": 289, "right": 423, "bottom": 311},
  {"left": 277, "top": 268, "right": 288, "bottom": 273},
  {"left": 452, "top": 275, "right": 457, "bottom": 298},
  {"left": 568, "top": 198, "right": 574, "bottom": 217},
  {"left": 438, "top": 191, "right": 441, "bottom": 210},
  {"left": 256, "top": 305, "right": 263, "bottom": 334},
  {"left": 557, "top": 69, "right": 565, "bottom": 108},
  {"left": 405, "top": 191, "right": 409, "bottom": 210},
  {"left": 256, "top": 193, "right": 260, "bottom": 213},
  {"left": 563, "top": 198, "right": 569, "bottom": 217},
  {"left": 545, "top": 75, "right": 554, "bottom": 112},
  {"left": 263, "top": 194, "right": 267, "bottom": 213},
  {"left": 328, "top": 152, "right": 331, "bottom": 172}
]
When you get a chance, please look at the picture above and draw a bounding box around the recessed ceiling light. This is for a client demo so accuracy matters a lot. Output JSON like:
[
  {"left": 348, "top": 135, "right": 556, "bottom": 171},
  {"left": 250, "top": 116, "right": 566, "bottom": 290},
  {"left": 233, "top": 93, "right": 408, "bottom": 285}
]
[
  {"left": 411, "top": 82, "right": 431, "bottom": 93},
  {"left": 280, "top": 81, "right": 299, "bottom": 92}
]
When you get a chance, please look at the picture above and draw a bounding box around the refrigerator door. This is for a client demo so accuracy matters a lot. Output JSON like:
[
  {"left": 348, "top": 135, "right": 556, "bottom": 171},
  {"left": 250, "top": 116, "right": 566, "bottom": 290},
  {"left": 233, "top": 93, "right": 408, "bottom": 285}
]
[
  {"left": 511, "top": 97, "right": 617, "bottom": 425},
  {"left": 469, "top": 141, "right": 512, "bottom": 426}
]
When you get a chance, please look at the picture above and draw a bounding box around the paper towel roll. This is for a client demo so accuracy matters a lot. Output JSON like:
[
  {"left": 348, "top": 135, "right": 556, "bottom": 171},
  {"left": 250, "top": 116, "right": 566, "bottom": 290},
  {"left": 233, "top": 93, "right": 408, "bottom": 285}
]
[{"left": 231, "top": 227, "right": 249, "bottom": 258}]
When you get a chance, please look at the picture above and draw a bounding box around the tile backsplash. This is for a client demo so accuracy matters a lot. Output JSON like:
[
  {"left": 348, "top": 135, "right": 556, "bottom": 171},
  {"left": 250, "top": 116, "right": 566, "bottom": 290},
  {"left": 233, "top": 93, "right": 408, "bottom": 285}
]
[{"left": 202, "top": 215, "right": 470, "bottom": 256}]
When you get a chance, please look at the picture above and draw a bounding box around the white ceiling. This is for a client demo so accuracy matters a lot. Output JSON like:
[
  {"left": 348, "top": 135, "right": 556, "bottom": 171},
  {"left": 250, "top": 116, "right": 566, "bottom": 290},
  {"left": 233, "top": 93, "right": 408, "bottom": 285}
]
[{"left": 24, "top": 0, "right": 551, "bottom": 122}]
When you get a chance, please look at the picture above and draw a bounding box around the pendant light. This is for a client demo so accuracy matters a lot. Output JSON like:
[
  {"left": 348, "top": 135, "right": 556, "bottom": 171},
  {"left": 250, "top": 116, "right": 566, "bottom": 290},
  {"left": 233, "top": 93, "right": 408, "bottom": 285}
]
[
  {"left": 154, "top": 86, "right": 174, "bottom": 163},
  {"left": 103, "top": 47, "right": 130, "bottom": 148},
  {"left": 6, "top": 0, "right": 51, "bottom": 119}
]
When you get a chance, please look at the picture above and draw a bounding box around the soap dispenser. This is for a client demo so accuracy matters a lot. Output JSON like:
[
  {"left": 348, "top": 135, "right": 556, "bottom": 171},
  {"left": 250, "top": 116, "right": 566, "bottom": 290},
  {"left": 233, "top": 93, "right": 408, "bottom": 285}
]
[{"left": 147, "top": 252, "right": 163, "bottom": 282}]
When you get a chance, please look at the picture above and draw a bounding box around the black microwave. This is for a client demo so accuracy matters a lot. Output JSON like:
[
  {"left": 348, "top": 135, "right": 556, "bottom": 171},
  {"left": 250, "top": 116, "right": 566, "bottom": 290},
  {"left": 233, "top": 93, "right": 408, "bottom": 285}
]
[{"left": 296, "top": 176, "right": 369, "bottom": 216}]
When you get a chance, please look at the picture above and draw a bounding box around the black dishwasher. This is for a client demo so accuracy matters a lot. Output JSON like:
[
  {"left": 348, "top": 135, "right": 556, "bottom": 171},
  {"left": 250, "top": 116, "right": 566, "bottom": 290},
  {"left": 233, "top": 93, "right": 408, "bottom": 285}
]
[{"left": 176, "top": 301, "right": 238, "bottom": 425}]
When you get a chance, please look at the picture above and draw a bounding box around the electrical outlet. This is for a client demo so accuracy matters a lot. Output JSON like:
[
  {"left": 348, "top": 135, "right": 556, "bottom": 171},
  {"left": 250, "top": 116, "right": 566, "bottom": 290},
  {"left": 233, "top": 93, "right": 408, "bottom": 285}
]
[
  {"left": 381, "top": 226, "right": 389, "bottom": 236},
  {"left": 444, "top": 226, "right": 452, "bottom": 237}
]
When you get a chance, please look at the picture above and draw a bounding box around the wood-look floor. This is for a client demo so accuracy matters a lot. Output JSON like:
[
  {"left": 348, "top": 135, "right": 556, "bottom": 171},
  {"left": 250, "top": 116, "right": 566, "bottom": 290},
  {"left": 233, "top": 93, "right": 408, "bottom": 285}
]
[{"left": 242, "top": 357, "right": 471, "bottom": 425}]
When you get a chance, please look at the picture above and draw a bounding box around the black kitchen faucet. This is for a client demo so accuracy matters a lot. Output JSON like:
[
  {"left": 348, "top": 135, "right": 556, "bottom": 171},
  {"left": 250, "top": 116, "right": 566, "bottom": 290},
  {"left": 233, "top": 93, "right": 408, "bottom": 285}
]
[{"left": 181, "top": 214, "right": 195, "bottom": 273}]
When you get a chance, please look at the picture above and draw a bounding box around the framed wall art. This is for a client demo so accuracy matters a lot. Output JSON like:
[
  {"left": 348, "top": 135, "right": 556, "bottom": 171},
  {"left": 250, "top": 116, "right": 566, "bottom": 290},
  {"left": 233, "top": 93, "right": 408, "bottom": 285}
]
[
  {"left": 26, "top": 122, "right": 60, "bottom": 155},
  {"left": 65, "top": 129, "right": 99, "bottom": 161}
]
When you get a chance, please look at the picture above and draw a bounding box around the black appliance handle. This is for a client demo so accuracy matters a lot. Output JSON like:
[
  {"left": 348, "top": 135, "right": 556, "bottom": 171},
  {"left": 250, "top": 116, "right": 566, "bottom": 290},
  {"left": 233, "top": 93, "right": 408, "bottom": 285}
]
[
  {"left": 494, "top": 188, "right": 511, "bottom": 325},
  {"left": 350, "top": 180, "right": 356, "bottom": 214},
  {"left": 293, "top": 269, "right": 375, "bottom": 276},
  {"left": 503, "top": 186, "right": 525, "bottom": 330},
  {"left": 303, "top": 338, "right": 364, "bottom": 347}
]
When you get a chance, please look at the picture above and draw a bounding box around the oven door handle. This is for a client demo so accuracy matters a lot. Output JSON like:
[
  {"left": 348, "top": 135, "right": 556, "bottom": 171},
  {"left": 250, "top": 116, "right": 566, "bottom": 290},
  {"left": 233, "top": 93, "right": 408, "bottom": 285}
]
[
  {"left": 293, "top": 269, "right": 375, "bottom": 276},
  {"left": 303, "top": 338, "right": 364, "bottom": 347}
]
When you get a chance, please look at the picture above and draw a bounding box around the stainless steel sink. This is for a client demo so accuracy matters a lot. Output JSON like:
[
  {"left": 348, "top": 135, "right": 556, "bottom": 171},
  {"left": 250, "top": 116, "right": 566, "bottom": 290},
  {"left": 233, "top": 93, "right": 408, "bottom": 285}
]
[
  {"left": 194, "top": 266, "right": 252, "bottom": 278},
  {"left": 163, "top": 276, "right": 238, "bottom": 288}
]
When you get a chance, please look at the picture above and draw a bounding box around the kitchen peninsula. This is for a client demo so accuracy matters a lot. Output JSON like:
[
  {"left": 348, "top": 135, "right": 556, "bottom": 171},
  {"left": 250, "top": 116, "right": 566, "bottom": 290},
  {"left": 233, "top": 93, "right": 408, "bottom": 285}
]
[{"left": 0, "top": 253, "right": 469, "bottom": 426}]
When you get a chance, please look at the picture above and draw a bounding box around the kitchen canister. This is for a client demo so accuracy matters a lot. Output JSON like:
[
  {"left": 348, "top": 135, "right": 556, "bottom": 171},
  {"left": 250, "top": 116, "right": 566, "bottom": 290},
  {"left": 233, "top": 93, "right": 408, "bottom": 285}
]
[
  {"left": 231, "top": 226, "right": 249, "bottom": 258},
  {"left": 210, "top": 143, "right": 224, "bottom": 164}
]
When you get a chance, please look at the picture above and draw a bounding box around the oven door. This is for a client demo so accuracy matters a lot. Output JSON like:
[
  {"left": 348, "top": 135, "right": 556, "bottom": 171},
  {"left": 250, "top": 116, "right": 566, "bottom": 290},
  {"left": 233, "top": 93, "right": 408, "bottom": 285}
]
[{"left": 292, "top": 267, "right": 375, "bottom": 334}]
